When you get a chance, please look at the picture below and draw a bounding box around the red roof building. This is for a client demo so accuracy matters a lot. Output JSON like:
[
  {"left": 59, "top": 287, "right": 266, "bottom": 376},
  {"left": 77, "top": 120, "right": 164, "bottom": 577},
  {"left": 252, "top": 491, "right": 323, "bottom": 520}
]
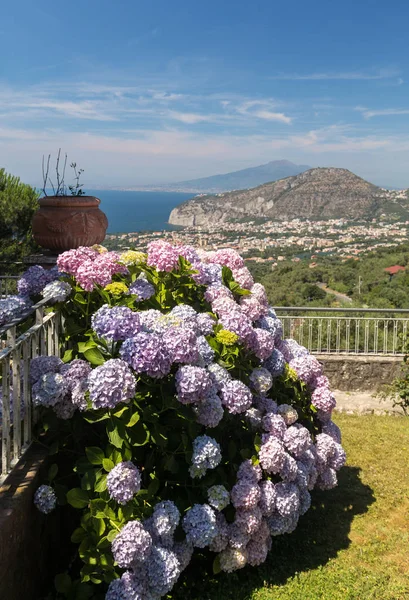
[{"left": 384, "top": 265, "right": 405, "bottom": 276}]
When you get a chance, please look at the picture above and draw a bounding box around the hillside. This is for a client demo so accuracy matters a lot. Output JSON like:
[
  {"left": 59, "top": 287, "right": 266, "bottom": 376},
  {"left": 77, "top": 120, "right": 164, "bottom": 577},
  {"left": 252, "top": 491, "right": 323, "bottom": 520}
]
[
  {"left": 135, "top": 160, "right": 310, "bottom": 193},
  {"left": 169, "top": 167, "right": 409, "bottom": 226}
]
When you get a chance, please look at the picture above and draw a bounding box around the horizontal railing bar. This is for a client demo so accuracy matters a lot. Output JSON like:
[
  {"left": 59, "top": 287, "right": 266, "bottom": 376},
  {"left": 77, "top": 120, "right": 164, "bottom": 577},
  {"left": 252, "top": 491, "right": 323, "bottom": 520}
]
[
  {"left": 275, "top": 306, "right": 409, "bottom": 314},
  {"left": 0, "top": 311, "right": 57, "bottom": 360},
  {"left": 0, "top": 297, "right": 52, "bottom": 336},
  {"left": 278, "top": 316, "right": 409, "bottom": 321}
]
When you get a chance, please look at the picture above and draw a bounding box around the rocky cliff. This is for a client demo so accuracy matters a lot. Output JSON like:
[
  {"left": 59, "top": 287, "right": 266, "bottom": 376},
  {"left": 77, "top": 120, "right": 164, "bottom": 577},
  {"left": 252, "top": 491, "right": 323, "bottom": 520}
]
[{"left": 168, "top": 167, "right": 409, "bottom": 226}]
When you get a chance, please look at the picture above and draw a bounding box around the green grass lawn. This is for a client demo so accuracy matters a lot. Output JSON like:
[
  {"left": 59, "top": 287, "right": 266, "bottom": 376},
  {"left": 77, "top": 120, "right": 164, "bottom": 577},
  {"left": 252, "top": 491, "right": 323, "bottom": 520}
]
[{"left": 173, "top": 414, "right": 409, "bottom": 600}]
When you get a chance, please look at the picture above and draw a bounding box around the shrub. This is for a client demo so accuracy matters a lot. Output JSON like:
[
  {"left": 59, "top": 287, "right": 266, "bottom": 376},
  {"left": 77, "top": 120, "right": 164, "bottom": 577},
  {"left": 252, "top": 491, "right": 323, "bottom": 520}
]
[{"left": 26, "top": 242, "right": 346, "bottom": 599}]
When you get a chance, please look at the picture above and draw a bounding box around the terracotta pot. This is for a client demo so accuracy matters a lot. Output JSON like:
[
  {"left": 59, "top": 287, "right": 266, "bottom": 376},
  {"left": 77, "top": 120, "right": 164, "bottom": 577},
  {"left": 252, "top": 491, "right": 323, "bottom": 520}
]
[{"left": 32, "top": 196, "right": 108, "bottom": 252}]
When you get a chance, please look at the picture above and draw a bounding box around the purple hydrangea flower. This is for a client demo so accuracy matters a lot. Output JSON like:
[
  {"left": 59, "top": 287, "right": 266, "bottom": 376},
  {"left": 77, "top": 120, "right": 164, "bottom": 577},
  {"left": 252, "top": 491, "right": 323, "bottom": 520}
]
[
  {"left": 256, "top": 315, "right": 283, "bottom": 344},
  {"left": 189, "top": 435, "right": 221, "bottom": 479},
  {"left": 207, "top": 363, "right": 231, "bottom": 389},
  {"left": 250, "top": 283, "right": 269, "bottom": 306},
  {"left": 163, "top": 327, "right": 199, "bottom": 364},
  {"left": 107, "top": 461, "right": 142, "bottom": 504},
  {"left": 232, "top": 266, "right": 254, "bottom": 290},
  {"left": 220, "top": 379, "right": 253, "bottom": 414},
  {"left": 151, "top": 500, "right": 181, "bottom": 537},
  {"left": 267, "top": 511, "right": 299, "bottom": 536},
  {"left": 129, "top": 278, "right": 155, "bottom": 301},
  {"left": 250, "top": 328, "right": 275, "bottom": 360},
  {"left": 289, "top": 355, "right": 323, "bottom": 386},
  {"left": 283, "top": 424, "right": 312, "bottom": 458},
  {"left": 259, "top": 435, "right": 286, "bottom": 474},
  {"left": 0, "top": 295, "right": 33, "bottom": 326},
  {"left": 194, "top": 390, "right": 224, "bottom": 428},
  {"left": 106, "top": 572, "right": 147, "bottom": 600},
  {"left": 175, "top": 365, "right": 213, "bottom": 404},
  {"left": 245, "top": 407, "right": 263, "bottom": 429},
  {"left": 277, "top": 339, "right": 308, "bottom": 362},
  {"left": 111, "top": 520, "right": 152, "bottom": 567},
  {"left": 316, "top": 467, "right": 338, "bottom": 490},
  {"left": 145, "top": 545, "right": 181, "bottom": 597},
  {"left": 91, "top": 305, "right": 141, "bottom": 342},
  {"left": 240, "top": 296, "right": 268, "bottom": 322},
  {"left": 34, "top": 484, "right": 57, "bottom": 514},
  {"left": 262, "top": 413, "right": 287, "bottom": 439},
  {"left": 311, "top": 386, "right": 337, "bottom": 412},
  {"left": 231, "top": 479, "right": 261, "bottom": 509},
  {"left": 18, "top": 265, "right": 56, "bottom": 296},
  {"left": 170, "top": 304, "right": 198, "bottom": 331},
  {"left": 275, "top": 482, "right": 300, "bottom": 517},
  {"left": 195, "top": 335, "right": 215, "bottom": 367},
  {"left": 219, "top": 312, "right": 255, "bottom": 346},
  {"left": 120, "top": 332, "right": 172, "bottom": 378},
  {"left": 60, "top": 359, "right": 91, "bottom": 411},
  {"left": 322, "top": 420, "right": 342, "bottom": 443},
  {"left": 204, "top": 284, "right": 233, "bottom": 304},
  {"left": 182, "top": 504, "right": 218, "bottom": 548},
  {"left": 249, "top": 367, "right": 273, "bottom": 394},
  {"left": 32, "top": 373, "right": 67, "bottom": 407},
  {"left": 258, "top": 480, "right": 277, "bottom": 516},
  {"left": 193, "top": 263, "right": 222, "bottom": 285},
  {"left": 209, "top": 513, "right": 230, "bottom": 553},
  {"left": 88, "top": 359, "right": 136, "bottom": 409},
  {"left": 30, "top": 356, "right": 63, "bottom": 384},
  {"left": 173, "top": 540, "right": 194, "bottom": 571},
  {"left": 237, "top": 460, "right": 262, "bottom": 482},
  {"left": 196, "top": 312, "right": 216, "bottom": 335}
]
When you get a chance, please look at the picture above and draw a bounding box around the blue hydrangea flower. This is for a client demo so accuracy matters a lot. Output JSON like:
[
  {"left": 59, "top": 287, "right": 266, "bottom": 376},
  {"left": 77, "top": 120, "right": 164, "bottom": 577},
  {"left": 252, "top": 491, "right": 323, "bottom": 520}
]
[
  {"left": 30, "top": 356, "right": 63, "bottom": 384},
  {"left": 129, "top": 278, "right": 155, "bottom": 301},
  {"left": 263, "top": 348, "right": 286, "bottom": 378},
  {"left": 145, "top": 545, "right": 181, "bottom": 597},
  {"left": 42, "top": 280, "right": 72, "bottom": 302},
  {"left": 32, "top": 372, "right": 67, "bottom": 407},
  {"left": 189, "top": 435, "right": 221, "bottom": 479},
  {"left": 249, "top": 367, "right": 273, "bottom": 394},
  {"left": 194, "top": 390, "right": 224, "bottom": 428},
  {"left": 195, "top": 336, "right": 215, "bottom": 367},
  {"left": 34, "top": 484, "right": 57, "bottom": 514},
  {"left": 182, "top": 504, "right": 218, "bottom": 548}
]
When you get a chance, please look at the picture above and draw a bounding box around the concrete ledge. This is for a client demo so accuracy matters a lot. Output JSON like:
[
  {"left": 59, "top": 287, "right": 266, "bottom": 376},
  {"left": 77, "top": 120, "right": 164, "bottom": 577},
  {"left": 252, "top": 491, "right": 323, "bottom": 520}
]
[
  {"left": 0, "top": 444, "right": 57, "bottom": 600},
  {"left": 317, "top": 354, "right": 403, "bottom": 392}
]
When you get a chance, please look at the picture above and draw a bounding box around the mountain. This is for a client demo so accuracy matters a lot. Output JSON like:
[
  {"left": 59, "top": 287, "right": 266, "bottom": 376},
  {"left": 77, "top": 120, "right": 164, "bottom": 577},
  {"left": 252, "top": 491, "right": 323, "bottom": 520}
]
[
  {"left": 168, "top": 167, "right": 409, "bottom": 227},
  {"left": 134, "top": 160, "right": 311, "bottom": 193}
]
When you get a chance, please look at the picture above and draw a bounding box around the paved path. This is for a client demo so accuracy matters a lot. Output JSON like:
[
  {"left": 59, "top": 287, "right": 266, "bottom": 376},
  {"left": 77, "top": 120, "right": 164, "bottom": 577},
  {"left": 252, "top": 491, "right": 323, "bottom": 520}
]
[
  {"left": 333, "top": 389, "right": 405, "bottom": 415},
  {"left": 316, "top": 282, "right": 353, "bottom": 304}
]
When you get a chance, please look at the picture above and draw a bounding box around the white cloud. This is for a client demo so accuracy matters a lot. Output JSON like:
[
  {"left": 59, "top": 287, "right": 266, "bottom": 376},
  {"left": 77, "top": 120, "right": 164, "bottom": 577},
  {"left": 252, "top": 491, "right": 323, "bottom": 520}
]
[
  {"left": 270, "top": 68, "right": 400, "bottom": 81},
  {"left": 356, "top": 106, "right": 409, "bottom": 119}
]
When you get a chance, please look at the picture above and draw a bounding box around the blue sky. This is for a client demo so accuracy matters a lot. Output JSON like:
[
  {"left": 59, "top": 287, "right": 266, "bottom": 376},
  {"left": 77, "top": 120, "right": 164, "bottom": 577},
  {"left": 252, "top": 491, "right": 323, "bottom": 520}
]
[{"left": 2, "top": 0, "right": 409, "bottom": 188}]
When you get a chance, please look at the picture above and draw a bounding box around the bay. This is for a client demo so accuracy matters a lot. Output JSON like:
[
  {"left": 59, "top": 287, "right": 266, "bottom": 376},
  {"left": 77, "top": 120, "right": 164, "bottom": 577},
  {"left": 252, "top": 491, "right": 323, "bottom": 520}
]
[{"left": 86, "top": 190, "right": 193, "bottom": 233}]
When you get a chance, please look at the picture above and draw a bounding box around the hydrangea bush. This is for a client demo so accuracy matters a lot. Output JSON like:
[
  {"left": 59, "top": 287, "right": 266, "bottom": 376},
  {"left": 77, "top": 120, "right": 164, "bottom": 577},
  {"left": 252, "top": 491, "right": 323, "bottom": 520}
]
[{"left": 27, "top": 241, "right": 345, "bottom": 599}]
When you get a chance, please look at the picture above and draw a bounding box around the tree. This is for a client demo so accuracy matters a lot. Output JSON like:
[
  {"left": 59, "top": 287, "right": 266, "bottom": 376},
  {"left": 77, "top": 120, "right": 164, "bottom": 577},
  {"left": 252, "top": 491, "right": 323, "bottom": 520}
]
[{"left": 0, "top": 168, "right": 39, "bottom": 273}]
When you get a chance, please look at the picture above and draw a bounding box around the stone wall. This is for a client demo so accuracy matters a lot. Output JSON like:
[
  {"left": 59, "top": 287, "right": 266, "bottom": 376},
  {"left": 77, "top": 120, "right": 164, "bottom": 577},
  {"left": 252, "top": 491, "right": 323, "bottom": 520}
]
[{"left": 317, "top": 354, "right": 403, "bottom": 392}]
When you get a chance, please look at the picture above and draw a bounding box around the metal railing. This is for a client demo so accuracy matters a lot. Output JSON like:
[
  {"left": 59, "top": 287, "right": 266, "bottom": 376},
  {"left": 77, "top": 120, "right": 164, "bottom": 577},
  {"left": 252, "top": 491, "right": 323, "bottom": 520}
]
[
  {"left": 0, "top": 276, "right": 19, "bottom": 298},
  {"left": 0, "top": 299, "right": 61, "bottom": 481},
  {"left": 275, "top": 307, "right": 409, "bottom": 356}
]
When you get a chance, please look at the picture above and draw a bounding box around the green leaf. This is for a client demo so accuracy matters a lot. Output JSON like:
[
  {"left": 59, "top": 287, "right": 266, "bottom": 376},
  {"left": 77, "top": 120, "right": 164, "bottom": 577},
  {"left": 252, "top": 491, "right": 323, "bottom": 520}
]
[
  {"left": 85, "top": 446, "right": 105, "bottom": 465},
  {"left": 106, "top": 421, "right": 124, "bottom": 449},
  {"left": 74, "top": 292, "right": 87, "bottom": 305},
  {"left": 107, "top": 529, "right": 117, "bottom": 542},
  {"left": 71, "top": 527, "right": 86, "bottom": 543},
  {"left": 54, "top": 573, "right": 72, "bottom": 595},
  {"left": 94, "top": 473, "right": 107, "bottom": 493},
  {"left": 126, "top": 411, "right": 140, "bottom": 427},
  {"left": 78, "top": 340, "right": 97, "bottom": 353},
  {"left": 113, "top": 406, "right": 129, "bottom": 418},
  {"left": 213, "top": 555, "right": 222, "bottom": 575},
  {"left": 84, "top": 347, "right": 105, "bottom": 366},
  {"left": 48, "top": 463, "right": 58, "bottom": 482},
  {"left": 103, "top": 458, "right": 115, "bottom": 472},
  {"left": 67, "top": 488, "right": 89, "bottom": 509},
  {"left": 62, "top": 348, "right": 74, "bottom": 363}
]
